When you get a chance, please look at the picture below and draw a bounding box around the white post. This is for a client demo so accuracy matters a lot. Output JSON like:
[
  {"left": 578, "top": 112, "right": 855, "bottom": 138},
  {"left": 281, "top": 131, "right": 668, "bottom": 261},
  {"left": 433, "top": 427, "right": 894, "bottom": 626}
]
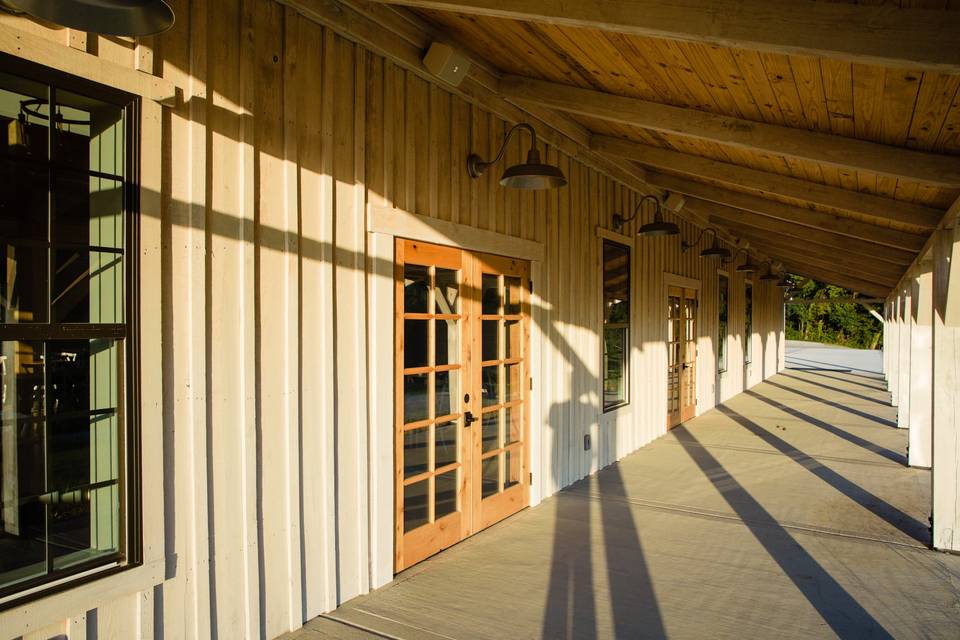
[
  {"left": 932, "top": 225, "right": 960, "bottom": 552},
  {"left": 889, "top": 295, "right": 901, "bottom": 402},
  {"left": 908, "top": 269, "right": 933, "bottom": 468},
  {"left": 882, "top": 301, "right": 890, "bottom": 377},
  {"left": 898, "top": 285, "right": 912, "bottom": 429}
]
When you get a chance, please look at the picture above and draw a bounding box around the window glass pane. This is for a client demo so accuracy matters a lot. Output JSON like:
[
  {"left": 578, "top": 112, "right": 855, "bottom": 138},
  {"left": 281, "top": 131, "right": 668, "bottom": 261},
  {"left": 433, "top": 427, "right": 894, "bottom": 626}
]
[
  {"left": 53, "top": 173, "right": 124, "bottom": 250},
  {"left": 403, "top": 427, "right": 428, "bottom": 479},
  {"left": 504, "top": 449, "right": 521, "bottom": 490},
  {"left": 403, "top": 480, "right": 429, "bottom": 532},
  {"left": 481, "top": 365, "right": 499, "bottom": 407},
  {"left": 0, "top": 73, "right": 49, "bottom": 160},
  {"left": 434, "top": 470, "right": 457, "bottom": 520},
  {"left": 505, "top": 363, "right": 521, "bottom": 403},
  {"left": 435, "top": 370, "right": 457, "bottom": 418},
  {"left": 504, "top": 276, "right": 521, "bottom": 315},
  {"left": 435, "top": 421, "right": 457, "bottom": 468},
  {"left": 434, "top": 268, "right": 458, "bottom": 314},
  {"left": 403, "top": 319, "right": 428, "bottom": 369},
  {"left": 745, "top": 283, "right": 753, "bottom": 363},
  {"left": 481, "top": 410, "right": 498, "bottom": 453},
  {"left": 504, "top": 405, "right": 520, "bottom": 446},
  {"left": 434, "top": 318, "right": 457, "bottom": 366},
  {"left": 403, "top": 373, "right": 429, "bottom": 424},
  {"left": 403, "top": 264, "right": 429, "bottom": 314},
  {"left": 505, "top": 319, "right": 521, "bottom": 360},
  {"left": 603, "top": 241, "right": 630, "bottom": 410},
  {"left": 481, "top": 274, "right": 499, "bottom": 314},
  {"left": 1, "top": 159, "right": 49, "bottom": 324},
  {"left": 718, "top": 275, "right": 728, "bottom": 373},
  {"left": 52, "top": 249, "right": 124, "bottom": 324},
  {"left": 481, "top": 455, "right": 499, "bottom": 499},
  {"left": 482, "top": 320, "right": 498, "bottom": 362},
  {"left": 53, "top": 91, "right": 124, "bottom": 176}
]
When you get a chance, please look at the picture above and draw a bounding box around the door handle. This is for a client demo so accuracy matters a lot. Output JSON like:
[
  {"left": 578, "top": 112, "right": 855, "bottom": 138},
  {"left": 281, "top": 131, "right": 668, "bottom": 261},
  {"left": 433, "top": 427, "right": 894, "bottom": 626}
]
[{"left": 464, "top": 411, "right": 478, "bottom": 426}]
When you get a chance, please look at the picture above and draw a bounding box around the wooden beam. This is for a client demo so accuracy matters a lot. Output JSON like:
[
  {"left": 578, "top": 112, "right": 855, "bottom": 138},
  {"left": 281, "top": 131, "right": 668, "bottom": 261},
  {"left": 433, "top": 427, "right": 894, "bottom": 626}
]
[
  {"left": 694, "top": 200, "right": 918, "bottom": 266},
  {"left": 649, "top": 171, "right": 926, "bottom": 251},
  {"left": 779, "top": 262, "right": 892, "bottom": 298},
  {"left": 499, "top": 75, "right": 960, "bottom": 187},
  {"left": 368, "top": 0, "right": 960, "bottom": 72},
  {"left": 592, "top": 135, "right": 943, "bottom": 230}
]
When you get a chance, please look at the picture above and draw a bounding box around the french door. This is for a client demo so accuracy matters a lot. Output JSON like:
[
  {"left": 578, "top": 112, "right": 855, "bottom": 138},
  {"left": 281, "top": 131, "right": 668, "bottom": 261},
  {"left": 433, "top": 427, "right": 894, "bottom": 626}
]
[
  {"left": 394, "top": 240, "right": 530, "bottom": 572},
  {"left": 667, "top": 286, "right": 698, "bottom": 428}
]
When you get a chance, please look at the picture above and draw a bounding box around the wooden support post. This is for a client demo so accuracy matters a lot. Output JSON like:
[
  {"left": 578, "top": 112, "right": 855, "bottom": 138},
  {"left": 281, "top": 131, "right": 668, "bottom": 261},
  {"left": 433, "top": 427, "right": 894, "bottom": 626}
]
[
  {"left": 932, "top": 226, "right": 960, "bottom": 552},
  {"left": 908, "top": 269, "right": 933, "bottom": 468},
  {"left": 898, "top": 285, "right": 912, "bottom": 428}
]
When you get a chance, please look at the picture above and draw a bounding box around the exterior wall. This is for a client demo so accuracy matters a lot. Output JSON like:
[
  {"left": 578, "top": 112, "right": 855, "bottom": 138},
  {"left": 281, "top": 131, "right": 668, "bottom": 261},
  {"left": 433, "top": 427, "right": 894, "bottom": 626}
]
[{"left": 0, "top": 3, "right": 784, "bottom": 639}]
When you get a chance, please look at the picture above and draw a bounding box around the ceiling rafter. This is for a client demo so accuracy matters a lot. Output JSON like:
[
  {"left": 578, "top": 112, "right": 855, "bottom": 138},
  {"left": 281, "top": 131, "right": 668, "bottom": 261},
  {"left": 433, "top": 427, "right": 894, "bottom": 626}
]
[
  {"left": 498, "top": 74, "right": 960, "bottom": 188},
  {"left": 590, "top": 135, "right": 944, "bottom": 231},
  {"left": 366, "top": 0, "right": 960, "bottom": 72}
]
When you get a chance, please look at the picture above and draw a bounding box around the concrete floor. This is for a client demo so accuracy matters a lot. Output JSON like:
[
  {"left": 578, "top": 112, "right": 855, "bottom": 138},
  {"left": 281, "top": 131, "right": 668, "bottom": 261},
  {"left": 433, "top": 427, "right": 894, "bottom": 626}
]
[{"left": 286, "top": 345, "right": 960, "bottom": 639}]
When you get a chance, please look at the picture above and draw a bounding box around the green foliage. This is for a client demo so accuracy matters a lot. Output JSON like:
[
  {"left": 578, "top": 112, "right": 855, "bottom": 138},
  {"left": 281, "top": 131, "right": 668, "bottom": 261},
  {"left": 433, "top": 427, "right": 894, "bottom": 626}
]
[{"left": 784, "top": 275, "right": 883, "bottom": 350}]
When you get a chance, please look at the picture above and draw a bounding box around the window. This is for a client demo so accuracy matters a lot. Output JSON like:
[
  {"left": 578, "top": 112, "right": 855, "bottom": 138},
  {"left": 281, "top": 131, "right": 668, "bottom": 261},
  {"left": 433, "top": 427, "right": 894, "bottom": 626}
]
[
  {"left": 744, "top": 281, "right": 753, "bottom": 365},
  {"left": 718, "top": 273, "right": 728, "bottom": 373},
  {"left": 602, "top": 241, "right": 630, "bottom": 411},
  {"left": 0, "top": 60, "right": 138, "bottom": 603}
]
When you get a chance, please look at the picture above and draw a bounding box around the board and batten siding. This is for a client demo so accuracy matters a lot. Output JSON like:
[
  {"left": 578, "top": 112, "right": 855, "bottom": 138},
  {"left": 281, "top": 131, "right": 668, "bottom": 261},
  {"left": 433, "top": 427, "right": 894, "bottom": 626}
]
[{"left": 0, "top": 2, "right": 785, "bottom": 639}]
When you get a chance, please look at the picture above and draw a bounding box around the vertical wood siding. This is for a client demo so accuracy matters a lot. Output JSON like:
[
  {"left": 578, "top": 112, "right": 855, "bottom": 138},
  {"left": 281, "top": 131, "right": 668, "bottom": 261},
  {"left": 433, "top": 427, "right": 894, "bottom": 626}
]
[{"left": 0, "top": 2, "right": 784, "bottom": 638}]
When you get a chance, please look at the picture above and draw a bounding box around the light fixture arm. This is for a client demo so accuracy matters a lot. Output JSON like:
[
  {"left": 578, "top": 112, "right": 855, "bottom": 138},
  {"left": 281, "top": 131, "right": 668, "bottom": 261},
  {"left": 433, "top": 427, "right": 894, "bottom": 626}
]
[
  {"left": 613, "top": 194, "right": 661, "bottom": 231},
  {"left": 467, "top": 122, "right": 538, "bottom": 179},
  {"left": 681, "top": 227, "right": 719, "bottom": 253},
  {"left": 723, "top": 247, "right": 751, "bottom": 265}
]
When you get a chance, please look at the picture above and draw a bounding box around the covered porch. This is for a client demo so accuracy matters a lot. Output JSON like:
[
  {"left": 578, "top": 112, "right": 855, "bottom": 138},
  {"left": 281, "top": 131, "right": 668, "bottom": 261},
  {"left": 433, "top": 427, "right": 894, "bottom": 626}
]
[{"left": 291, "top": 343, "right": 959, "bottom": 639}]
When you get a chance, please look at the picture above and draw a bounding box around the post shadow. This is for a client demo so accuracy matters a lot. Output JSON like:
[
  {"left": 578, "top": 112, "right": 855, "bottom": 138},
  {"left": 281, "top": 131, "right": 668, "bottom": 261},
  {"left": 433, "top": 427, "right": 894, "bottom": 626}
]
[
  {"left": 764, "top": 379, "right": 897, "bottom": 429},
  {"left": 798, "top": 369, "right": 888, "bottom": 392},
  {"left": 744, "top": 389, "right": 904, "bottom": 465},
  {"left": 673, "top": 427, "right": 894, "bottom": 639},
  {"left": 779, "top": 372, "right": 890, "bottom": 407},
  {"left": 716, "top": 405, "right": 928, "bottom": 545}
]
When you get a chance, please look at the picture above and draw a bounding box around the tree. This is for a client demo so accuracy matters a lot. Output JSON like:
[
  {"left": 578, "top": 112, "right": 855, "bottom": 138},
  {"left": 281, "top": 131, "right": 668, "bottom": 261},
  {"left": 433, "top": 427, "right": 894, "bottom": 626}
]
[{"left": 784, "top": 276, "right": 882, "bottom": 349}]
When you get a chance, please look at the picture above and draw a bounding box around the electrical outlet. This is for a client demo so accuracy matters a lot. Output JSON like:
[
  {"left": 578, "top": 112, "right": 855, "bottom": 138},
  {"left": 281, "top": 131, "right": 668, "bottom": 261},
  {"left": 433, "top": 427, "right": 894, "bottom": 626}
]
[{"left": 584, "top": 434, "right": 591, "bottom": 451}]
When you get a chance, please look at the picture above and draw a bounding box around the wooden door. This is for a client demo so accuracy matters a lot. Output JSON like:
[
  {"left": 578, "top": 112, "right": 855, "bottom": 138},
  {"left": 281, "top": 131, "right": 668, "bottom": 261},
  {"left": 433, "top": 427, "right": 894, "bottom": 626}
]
[
  {"left": 667, "top": 286, "right": 698, "bottom": 428},
  {"left": 394, "top": 240, "right": 530, "bottom": 572}
]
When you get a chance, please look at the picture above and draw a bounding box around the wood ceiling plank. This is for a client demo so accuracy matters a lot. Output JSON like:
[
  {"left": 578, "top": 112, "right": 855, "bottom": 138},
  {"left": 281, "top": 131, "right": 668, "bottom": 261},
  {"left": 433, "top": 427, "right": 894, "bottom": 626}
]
[
  {"left": 500, "top": 74, "right": 960, "bottom": 186},
  {"left": 730, "top": 48, "right": 786, "bottom": 125},
  {"left": 649, "top": 170, "right": 927, "bottom": 250},
  {"left": 591, "top": 135, "right": 944, "bottom": 228},
  {"left": 372, "top": 0, "right": 960, "bottom": 72},
  {"left": 759, "top": 52, "right": 808, "bottom": 129},
  {"left": 790, "top": 55, "right": 832, "bottom": 133},
  {"left": 907, "top": 73, "right": 960, "bottom": 149},
  {"left": 820, "top": 58, "right": 856, "bottom": 137}
]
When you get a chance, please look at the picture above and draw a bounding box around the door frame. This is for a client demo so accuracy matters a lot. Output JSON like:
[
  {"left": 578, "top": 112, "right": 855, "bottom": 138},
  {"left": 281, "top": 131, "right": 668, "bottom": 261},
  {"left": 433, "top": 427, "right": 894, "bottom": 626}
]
[
  {"left": 663, "top": 273, "right": 702, "bottom": 428},
  {"left": 366, "top": 204, "right": 545, "bottom": 586}
]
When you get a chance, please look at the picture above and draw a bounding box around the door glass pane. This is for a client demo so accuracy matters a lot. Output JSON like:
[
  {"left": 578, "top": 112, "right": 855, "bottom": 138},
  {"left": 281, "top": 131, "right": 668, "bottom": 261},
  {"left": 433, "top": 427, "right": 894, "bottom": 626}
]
[
  {"left": 403, "top": 480, "right": 429, "bottom": 532},
  {"left": 505, "top": 320, "right": 521, "bottom": 360},
  {"left": 404, "top": 264, "right": 429, "bottom": 313},
  {"left": 504, "top": 276, "right": 521, "bottom": 315},
  {"left": 504, "top": 449, "right": 521, "bottom": 490},
  {"left": 434, "top": 470, "right": 457, "bottom": 519},
  {"left": 481, "top": 365, "right": 499, "bottom": 407},
  {"left": 435, "top": 421, "right": 457, "bottom": 468},
  {"left": 434, "top": 268, "right": 458, "bottom": 314},
  {"left": 435, "top": 370, "right": 458, "bottom": 418},
  {"left": 403, "top": 373, "right": 429, "bottom": 424},
  {"left": 435, "top": 318, "right": 458, "bottom": 366},
  {"left": 482, "top": 320, "right": 498, "bottom": 362},
  {"left": 505, "top": 406, "right": 521, "bottom": 446},
  {"left": 505, "top": 363, "right": 521, "bottom": 403},
  {"left": 403, "top": 319, "right": 428, "bottom": 369},
  {"left": 403, "top": 427, "right": 429, "bottom": 478},
  {"left": 481, "top": 274, "right": 499, "bottom": 314},
  {"left": 481, "top": 411, "right": 498, "bottom": 453},
  {"left": 481, "top": 455, "right": 499, "bottom": 499}
]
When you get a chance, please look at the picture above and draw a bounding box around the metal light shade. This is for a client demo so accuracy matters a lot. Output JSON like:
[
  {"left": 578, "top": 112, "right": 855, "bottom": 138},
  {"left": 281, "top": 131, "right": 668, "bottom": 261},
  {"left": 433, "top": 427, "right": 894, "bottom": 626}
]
[
  {"left": 639, "top": 212, "right": 679, "bottom": 237},
  {"left": 735, "top": 261, "right": 756, "bottom": 273},
  {"left": 2, "top": 0, "right": 175, "bottom": 36},
  {"left": 700, "top": 243, "right": 731, "bottom": 259},
  {"left": 760, "top": 272, "right": 780, "bottom": 281},
  {"left": 499, "top": 148, "right": 567, "bottom": 190}
]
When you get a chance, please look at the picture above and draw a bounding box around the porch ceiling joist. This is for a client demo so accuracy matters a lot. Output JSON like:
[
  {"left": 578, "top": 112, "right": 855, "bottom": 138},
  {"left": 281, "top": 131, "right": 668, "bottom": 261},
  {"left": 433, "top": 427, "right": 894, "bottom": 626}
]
[
  {"left": 498, "top": 75, "right": 960, "bottom": 188},
  {"left": 591, "top": 135, "right": 944, "bottom": 230},
  {"left": 367, "top": 0, "right": 960, "bottom": 73},
  {"left": 648, "top": 171, "right": 926, "bottom": 252},
  {"left": 697, "top": 201, "right": 918, "bottom": 266}
]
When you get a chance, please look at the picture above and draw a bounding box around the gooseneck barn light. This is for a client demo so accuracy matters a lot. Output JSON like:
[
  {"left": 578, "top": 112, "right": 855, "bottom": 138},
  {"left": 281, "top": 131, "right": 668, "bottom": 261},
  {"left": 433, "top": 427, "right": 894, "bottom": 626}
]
[
  {"left": 467, "top": 123, "right": 567, "bottom": 190},
  {"left": 0, "top": 0, "right": 174, "bottom": 36},
  {"left": 724, "top": 248, "right": 757, "bottom": 272},
  {"left": 682, "top": 227, "right": 731, "bottom": 259},
  {"left": 612, "top": 194, "right": 680, "bottom": 237}
]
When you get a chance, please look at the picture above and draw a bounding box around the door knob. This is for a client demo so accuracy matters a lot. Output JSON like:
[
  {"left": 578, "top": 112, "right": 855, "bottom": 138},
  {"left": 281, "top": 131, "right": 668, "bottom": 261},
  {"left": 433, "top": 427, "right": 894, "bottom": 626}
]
[{"left": 464, "top": 411, "right": 478, "bottom": 426}]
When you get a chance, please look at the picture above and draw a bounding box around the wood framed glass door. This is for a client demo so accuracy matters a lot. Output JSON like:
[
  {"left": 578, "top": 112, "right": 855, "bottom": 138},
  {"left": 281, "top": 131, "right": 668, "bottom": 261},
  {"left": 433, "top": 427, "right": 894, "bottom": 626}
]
[
  {"left": 667, "top": 286, "right": 698, "bottom": 428},
  {"left": 394, "top": 240, "right": 530, "bottom": 572}
]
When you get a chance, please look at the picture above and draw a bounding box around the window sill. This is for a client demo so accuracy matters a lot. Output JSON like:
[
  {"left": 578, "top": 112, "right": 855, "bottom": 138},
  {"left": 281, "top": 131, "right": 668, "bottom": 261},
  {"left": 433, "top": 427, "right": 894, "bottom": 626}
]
[{"left": 602, "top": 402, "right": 630, "bottom": 416}]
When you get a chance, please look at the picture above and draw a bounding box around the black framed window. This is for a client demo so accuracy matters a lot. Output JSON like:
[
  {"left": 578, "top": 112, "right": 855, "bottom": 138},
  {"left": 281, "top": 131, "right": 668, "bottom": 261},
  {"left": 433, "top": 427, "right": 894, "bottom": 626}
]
[
  {"left": 718, "top": 273, "right": 728, "bottom": 373},
  {"left": 0, "top": 58, "right": 139, "bottom": 604},
  {"left": 602, "top": 240, "right": 630, "bottom": 411},
  {"left": 744, "top": 281, "right": 753, "bottom": 365}
]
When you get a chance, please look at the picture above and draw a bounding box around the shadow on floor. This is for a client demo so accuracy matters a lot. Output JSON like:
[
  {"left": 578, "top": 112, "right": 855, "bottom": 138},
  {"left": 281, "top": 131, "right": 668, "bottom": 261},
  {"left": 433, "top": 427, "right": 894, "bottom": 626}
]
[
  {"left": 780, "top": 371, "right": 890, "bottom": 407},
  {"left": 673, "top": 426, "right": 895, "bottom": 639},
  {"left": 764, "top": 379, "right": 898, "bottom": 429}
]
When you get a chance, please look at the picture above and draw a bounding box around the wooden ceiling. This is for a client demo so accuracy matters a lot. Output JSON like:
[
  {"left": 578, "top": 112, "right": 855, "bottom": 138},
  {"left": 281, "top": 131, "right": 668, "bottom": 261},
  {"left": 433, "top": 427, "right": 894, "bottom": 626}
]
[{"left": 367, "top": 0, "right": 960, "bottom": 297}]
